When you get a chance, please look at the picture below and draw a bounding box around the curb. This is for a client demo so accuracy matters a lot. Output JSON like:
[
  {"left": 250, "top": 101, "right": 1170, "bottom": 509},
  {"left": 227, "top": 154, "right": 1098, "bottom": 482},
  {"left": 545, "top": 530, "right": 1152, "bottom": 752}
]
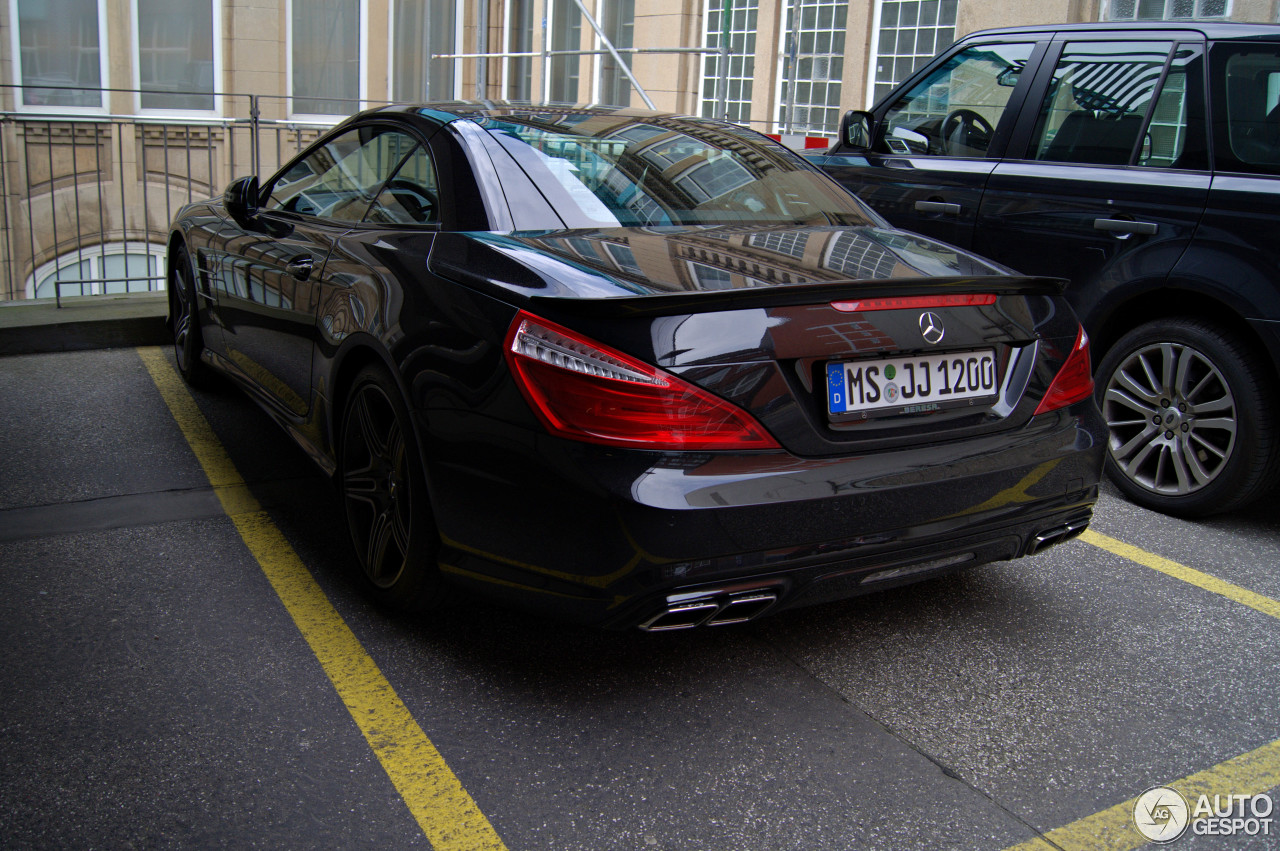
[{"left": 0, "top": 293, "right": 171, "bottom": 356}]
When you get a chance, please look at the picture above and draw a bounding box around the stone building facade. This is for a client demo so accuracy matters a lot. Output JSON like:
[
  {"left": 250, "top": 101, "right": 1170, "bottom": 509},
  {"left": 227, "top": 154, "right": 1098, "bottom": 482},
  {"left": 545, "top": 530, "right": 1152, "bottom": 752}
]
[{"left": 2, "top": 0, "right": 1278, "bottom": 300}]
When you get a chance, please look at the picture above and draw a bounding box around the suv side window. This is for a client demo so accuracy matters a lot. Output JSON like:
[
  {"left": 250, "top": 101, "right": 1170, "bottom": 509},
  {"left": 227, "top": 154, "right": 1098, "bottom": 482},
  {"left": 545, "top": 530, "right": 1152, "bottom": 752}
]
[
  {"left": 1212, "top": 43, "right": 1280, "bottom": 174},
  {"left": 880, "top": 43, "right": 1035, "bottom": 158},
  {"left": 1030, "top": 41, "right": 1176, "bottom": 166}
]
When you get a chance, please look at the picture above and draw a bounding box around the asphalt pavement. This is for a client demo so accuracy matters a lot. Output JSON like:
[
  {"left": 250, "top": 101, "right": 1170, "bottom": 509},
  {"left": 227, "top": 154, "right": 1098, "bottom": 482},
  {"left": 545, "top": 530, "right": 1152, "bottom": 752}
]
[{"left": 1, "top": 341, "right": 1278, "bottom": 850}]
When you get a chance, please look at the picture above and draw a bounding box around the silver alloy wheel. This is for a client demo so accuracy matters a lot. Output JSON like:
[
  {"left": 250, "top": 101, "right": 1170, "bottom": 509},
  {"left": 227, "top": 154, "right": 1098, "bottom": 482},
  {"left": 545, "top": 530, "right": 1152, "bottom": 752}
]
[{"left": 1102, "top": 341, "right": 1237, "bottom": 496}]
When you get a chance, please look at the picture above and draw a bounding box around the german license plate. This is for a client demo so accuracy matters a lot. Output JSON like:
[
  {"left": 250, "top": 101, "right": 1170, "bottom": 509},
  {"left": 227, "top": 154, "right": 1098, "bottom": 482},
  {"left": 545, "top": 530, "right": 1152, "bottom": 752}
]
[{"left": 827, "top": 349, "right": 998, "bottom": 415}]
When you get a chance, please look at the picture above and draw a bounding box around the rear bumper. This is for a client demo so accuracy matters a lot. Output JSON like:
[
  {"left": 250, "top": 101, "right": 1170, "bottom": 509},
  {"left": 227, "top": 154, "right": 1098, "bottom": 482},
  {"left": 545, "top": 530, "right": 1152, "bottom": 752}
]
[{"left": 421, "top": 401, "right": 1106, "bottom": 629}]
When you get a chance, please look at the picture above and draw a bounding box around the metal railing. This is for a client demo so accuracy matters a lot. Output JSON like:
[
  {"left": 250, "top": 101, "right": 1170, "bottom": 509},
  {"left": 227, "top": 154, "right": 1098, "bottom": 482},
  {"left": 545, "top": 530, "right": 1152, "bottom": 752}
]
[{"left": 0, "top": 85, "right": 348, "bottom": 305}]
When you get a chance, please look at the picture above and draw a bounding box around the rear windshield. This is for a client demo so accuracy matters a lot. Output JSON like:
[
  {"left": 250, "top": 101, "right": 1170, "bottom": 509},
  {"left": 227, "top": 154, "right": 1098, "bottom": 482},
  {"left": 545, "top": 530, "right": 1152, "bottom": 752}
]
[{"left": 477, "top": 113, "right": 878, "bottom": 228}]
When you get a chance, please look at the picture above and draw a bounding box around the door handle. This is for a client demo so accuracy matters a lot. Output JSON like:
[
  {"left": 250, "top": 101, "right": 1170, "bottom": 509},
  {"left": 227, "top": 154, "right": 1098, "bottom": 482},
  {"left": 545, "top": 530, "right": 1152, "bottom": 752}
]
[
  {"left": 915, "top": 200, "right": 962, "bottom": 216},
  {"left": 1093, "top": 217, "right": 1158, "bottom": 237},
  {"left": 286, "top": 256, "right": 315, "bottom": 281}
]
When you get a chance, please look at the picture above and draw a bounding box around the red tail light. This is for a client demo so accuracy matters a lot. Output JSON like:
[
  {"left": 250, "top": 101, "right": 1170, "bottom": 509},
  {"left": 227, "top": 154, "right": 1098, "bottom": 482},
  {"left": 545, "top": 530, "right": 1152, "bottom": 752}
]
[
  {"left": 504, "top": 311, "right": 779, "bottom": 450},
  {"left": 1035, "top": 326, "right": 1094, "bottom": 415}
]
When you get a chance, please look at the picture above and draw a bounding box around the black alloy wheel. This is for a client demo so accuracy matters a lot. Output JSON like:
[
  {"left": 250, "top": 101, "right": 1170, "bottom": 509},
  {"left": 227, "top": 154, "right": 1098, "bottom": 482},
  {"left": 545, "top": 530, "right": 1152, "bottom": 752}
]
[
  {"left": 1097, "top": 318, "right": 1280, "bottom": 517},
  {"left": 340, "top": 364, "right": 444, "bottom": 610},
  {"left": 171, "top": 245, "right": 209, "bottom": 386}
]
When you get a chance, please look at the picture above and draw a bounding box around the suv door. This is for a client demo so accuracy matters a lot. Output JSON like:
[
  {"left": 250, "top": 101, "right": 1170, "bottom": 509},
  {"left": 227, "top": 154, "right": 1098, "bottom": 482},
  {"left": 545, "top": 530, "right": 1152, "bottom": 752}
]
[
  {"left": 973, "top": 37, "right": 1211, "bottom": 333},
  {"left": 815, "top": 38, "right": 1045, "bottom": 248}
]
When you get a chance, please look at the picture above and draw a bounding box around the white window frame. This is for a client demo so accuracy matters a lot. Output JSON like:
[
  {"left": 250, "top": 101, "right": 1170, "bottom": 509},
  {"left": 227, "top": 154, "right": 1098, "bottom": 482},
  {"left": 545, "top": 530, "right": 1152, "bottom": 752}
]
[
  {"left": 773, "top": 0, "right": 849, "bottom": 136},
  {"left": 386, "top": 0, "right": 464, "bottom": 104},
  {"left": 130, "top": 0, "right": 223, "bottom": 117},
  {"left": 1102, "top": 0, "right": 1232, "bottom": 19},
  {"left": 8, "top": 0, "right": 110, "bottom": 114},
  {"left": 698, "top": 0, "right": 759, "bottom": 124},
  {"left": 287, "top": 0, "right": 369, "bottom": 121},
  {"left": 865, "top": 0, "right": 958, "bottom": 109},
  {"left": 26, "top": 241, "right": 167, "bottom": 300}
]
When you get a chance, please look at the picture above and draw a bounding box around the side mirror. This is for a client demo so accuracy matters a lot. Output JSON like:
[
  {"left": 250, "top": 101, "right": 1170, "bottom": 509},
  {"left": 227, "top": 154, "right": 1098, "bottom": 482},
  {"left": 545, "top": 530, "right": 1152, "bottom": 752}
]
[
  {"left": 839, "top": 110, "right": 875, "bottom": 150},
  {"left": 224, "top": 176, "right": 260, "bottom": 226}
]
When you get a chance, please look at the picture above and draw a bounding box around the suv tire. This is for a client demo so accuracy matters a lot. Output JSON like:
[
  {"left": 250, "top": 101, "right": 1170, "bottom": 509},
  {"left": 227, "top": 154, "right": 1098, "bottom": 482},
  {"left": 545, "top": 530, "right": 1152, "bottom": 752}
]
[{"left": 1097, "top": 318, "right": 1279, "bottom": 517}]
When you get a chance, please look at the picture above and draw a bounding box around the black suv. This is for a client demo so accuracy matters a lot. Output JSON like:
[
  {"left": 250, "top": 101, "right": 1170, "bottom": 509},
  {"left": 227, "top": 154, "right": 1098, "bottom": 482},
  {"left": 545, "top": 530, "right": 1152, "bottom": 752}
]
[{"left": 812, "top": 22, "right": 1280, "bottom": 517}]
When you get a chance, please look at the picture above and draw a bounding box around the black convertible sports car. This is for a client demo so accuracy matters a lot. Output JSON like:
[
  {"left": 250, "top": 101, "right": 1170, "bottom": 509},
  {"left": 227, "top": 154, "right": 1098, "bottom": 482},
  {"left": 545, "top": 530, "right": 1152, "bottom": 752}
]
[{"left": 167, "top": 104, "right": 1105, "bottom": 630}]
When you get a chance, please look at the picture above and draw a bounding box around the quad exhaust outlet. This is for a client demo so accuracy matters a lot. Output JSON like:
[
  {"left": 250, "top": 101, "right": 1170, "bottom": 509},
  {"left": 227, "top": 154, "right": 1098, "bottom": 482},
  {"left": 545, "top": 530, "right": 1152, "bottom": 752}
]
[{"left": 639, "top": 587, "right": 780, "bottom": 631}]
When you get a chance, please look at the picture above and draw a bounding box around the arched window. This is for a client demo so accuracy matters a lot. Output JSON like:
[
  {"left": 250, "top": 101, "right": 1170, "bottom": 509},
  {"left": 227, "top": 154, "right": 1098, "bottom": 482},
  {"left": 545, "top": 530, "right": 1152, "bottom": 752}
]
[{"left": 26, "top": 243, "right": 167, "bottom": 300}]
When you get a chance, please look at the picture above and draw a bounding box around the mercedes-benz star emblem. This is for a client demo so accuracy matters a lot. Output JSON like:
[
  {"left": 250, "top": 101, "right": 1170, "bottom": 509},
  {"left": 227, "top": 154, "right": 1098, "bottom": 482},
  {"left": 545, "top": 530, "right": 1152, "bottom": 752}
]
[{"left": 919, "top": 311, "right": 945, "bottom": 345}]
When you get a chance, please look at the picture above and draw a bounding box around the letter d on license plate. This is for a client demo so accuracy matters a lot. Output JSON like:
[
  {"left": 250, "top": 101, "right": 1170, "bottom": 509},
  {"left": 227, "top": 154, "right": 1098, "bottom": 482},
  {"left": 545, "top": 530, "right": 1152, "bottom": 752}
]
[{"left": 827, "top": 349, "right": 997, "bottom": 416}]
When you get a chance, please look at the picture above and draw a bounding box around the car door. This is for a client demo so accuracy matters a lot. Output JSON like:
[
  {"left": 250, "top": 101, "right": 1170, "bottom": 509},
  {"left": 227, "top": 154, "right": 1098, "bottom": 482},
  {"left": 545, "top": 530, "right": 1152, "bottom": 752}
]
[
  {"left": 974, "top": 36, "right": 1212, "bottom": 332},
  {"left": 215, "top": 124, "right": 421, "bottom": 418},
  {"left": 817, "top": 38, "right": 1046, "bottom": 249}
]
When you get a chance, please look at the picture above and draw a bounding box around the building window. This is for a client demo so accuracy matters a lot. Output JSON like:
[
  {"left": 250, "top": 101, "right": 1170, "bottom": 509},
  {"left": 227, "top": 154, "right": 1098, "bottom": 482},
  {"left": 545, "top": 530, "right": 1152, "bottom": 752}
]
[
  {"left": 701, "top": 0, "right": 758, "bottom": 124},
  {"left": 505, "top": 0, "right": 533, "bottom": 101},
  {"left": 392, "top": 0, "right": 455, "bottom": 102},
  {"left": 777, "top": 0, "right": 848, "bottom": 136},
  {"left": 27, "top": 243, "right": 166, "bottom": 300},
  {"left": 291, "top": 0, "right": 363, "bottom": 116},
  {"left": 1106, "top": 0, "right": 1229, "bottom": 18},
  {"left": 12, "top": 0, "right": 107, "bottom": 109},
  {"left": 868, "top": 0, "right": 958, "bottom": 106},
  {"left": 134, "top": 0, "right": 217, "bottom": 112},
  {"left": 548, "top": 0, "right": 583, "bottom": 103},
  {"left": 599, "top": 0, "right": 635, "bottom": 106}
]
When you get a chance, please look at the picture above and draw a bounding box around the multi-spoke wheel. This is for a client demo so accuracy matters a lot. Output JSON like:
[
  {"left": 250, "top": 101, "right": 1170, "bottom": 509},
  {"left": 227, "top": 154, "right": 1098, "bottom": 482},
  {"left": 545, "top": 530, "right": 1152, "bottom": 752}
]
[
  {"left": 1097, "top": 318, "right": 1279, "bottom": 517},
  {"left": 340, "top": 365, "right": 443, "bottom": 609},
  {"left": 170, "top": 245, "right": 209, "bottom": 386}
]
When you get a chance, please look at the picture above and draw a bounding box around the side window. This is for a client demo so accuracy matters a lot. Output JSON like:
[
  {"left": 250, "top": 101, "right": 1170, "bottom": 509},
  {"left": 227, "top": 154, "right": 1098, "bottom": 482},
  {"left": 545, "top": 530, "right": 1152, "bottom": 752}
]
[
  {"left": 1030, "top": 41, "right": 1176, "bottom": 167},
  {"left": 366, "top": 144, "right": 441, "bottom": 225},
  {"left": 880, "top": 43, "right": 1035, "bottom": 158},
  {"left": 1214, "top": 44, "right": 1280, "bottom": 173},
  {"left": 263, "top": 127, "right": 419, "bottom": 222}
]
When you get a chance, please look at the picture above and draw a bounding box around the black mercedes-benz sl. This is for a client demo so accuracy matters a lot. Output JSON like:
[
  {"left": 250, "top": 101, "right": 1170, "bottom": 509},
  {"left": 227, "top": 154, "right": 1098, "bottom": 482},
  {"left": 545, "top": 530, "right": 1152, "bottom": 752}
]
[{"left": 166, "top": 104, "right": 1105, "bottom": 630}]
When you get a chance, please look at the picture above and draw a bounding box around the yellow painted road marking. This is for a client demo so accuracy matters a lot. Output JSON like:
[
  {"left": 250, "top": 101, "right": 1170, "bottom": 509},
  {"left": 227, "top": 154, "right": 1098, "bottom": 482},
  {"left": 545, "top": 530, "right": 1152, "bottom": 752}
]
[
  {"left": 1004, "top": 738, "right": 1280, "bottom": 851},
  {"left": 1002, "top": 531, "right": 1280, "bottom": 849},
  {"left": 137, "top": 347, "right": 506, "bottom": 851},
  {"left": 1081, "top": 529, "right": 1280, "bottom": 622}
]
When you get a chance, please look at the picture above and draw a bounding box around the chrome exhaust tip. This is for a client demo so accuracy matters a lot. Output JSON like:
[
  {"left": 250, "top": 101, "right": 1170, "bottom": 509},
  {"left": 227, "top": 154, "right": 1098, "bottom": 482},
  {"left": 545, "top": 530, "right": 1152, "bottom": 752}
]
[
  {"left": 1028, "top": 519, "right": 1089, "bottom": 555},
  {"left": 638, "top": 601, "right": 720, "bottom": 632},
  {"left": 706, "top": 592, "right": 778, "bottom": 626},
  {"left": 638, "top": 587, "right": 781, "bottom": 632}
]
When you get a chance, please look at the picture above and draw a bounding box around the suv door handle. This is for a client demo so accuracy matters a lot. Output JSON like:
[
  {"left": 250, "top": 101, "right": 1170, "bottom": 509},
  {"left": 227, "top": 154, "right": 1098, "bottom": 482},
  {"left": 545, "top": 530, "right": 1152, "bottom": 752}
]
[
  {"left": 286, "top": 256, "right": 315, "bottom": 281},
  {"left": 915, "top": 200, "right": 962, "bottom": 216},
  {"left": 1094, "top": 218, "right": 1158, "bottom": 237}
]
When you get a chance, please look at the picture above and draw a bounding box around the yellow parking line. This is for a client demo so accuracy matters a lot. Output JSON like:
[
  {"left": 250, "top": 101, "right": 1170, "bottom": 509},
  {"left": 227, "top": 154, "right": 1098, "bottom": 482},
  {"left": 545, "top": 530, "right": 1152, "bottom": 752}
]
[
  {"left": 1080, "top": 529, "right": 1280, "bottom": 622},
  {"left": 1001, "top": 531, "right": 1280, "bottom": 849},
  {"left": 1004, "top": 738, "right": 1280, "bottom": 851},
  {"left": 137, "top": 348, "right": 506, "bottom": 851}
]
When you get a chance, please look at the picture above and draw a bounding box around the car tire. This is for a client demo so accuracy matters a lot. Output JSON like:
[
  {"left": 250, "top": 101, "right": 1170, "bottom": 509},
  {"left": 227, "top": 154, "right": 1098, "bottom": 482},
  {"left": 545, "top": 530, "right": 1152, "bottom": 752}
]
[
  {"left": 339, "top": 364, "right": 446, "bottom": 611},
  {"left": 1097, "top": 317, "right": 1280, "bottom": 517},
  {"left": 171, "top": 245, "right": 210, "bottom": 387}
]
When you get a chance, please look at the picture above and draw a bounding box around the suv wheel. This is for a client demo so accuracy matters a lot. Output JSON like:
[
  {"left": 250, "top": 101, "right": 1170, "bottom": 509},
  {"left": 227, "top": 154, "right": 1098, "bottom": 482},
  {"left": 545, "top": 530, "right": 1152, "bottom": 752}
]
[{"left": 1097, "top": 318, "right": 1279, "bottom": 517}]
